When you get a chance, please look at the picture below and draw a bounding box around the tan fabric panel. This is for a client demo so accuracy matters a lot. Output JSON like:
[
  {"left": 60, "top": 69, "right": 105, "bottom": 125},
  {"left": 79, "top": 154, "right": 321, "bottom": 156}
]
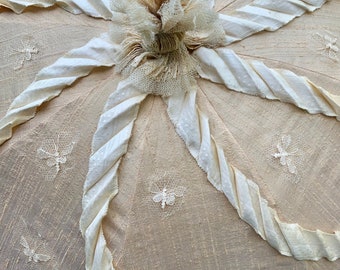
[{"left": 0, "top": 1, "right": 339, "bottom": 269}]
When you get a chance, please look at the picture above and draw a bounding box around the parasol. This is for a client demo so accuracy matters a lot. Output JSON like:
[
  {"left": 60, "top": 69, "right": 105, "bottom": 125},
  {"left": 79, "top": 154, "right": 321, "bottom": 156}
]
[{"left": 0, "top": 0, "right": 339, "bottom": 269}]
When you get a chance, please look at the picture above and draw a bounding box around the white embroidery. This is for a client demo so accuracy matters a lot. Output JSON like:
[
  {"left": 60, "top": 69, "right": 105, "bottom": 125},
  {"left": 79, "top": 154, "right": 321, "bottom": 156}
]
[
  {"left": 20, "top": 236, "right": 51, "bottom": 263},
  {"left": 312, "top": 31, "right": 339, "bottom": 62},
  {"left": 11, "top": 37, "right": 39, "bottom": 70},
  {"left": 152, "top": 186, "right": 186, "bottom": 209},
  {"left": 37, "top": 134, "right": 75, "bottom": 181},
  {"left": 272, "top": 135, "right": 299, "bottom": 175},
  {"left": 147, "top": 171, "right": 187, "bottom": 218}
]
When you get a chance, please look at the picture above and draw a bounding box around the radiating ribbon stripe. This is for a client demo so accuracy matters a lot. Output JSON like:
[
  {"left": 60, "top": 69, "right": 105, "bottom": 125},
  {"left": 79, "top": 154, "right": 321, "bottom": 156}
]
[
  {"left": 164, "top": 88, "right": 340, "bottom": 261},
  {"left": 219, "top": 0, "right": 327, "bottom": 44},
  {"left": 194, "top": 47, "right": 340, "bottom": 120},
  {"left": 0, "top": 0, "right": 54, "bottom": 13},
  {"left": 0, "top": 33, "right": 116, "bottom": 146},
  {"left": 80, "top": 80, "right": 147, "bottom": 270},
  {"left": 0, "top": 0, "right": 114, "bottom": 19},
  {"left": 59, "top": 0, "right": 114, "bottom": 19}
]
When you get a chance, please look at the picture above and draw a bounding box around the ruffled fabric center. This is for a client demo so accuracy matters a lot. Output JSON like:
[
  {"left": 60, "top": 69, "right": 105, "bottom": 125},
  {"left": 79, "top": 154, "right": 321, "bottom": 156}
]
[{"left": 111, "top": 0, "right": 225, "bottom": 96}]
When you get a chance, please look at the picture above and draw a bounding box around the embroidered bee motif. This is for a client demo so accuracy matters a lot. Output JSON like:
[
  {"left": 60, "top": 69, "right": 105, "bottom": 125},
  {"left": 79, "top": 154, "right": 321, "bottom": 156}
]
[
  {"left": 152, "top": 186, "right": 186, "bottom": 209},
  {"left": 20, "top": 236, "right": 51, "bottom": 263},
  {"left": 37, "top": 134, "right": 75, "bottom": 180},
  {"left": 272, "top": 135, "right": 299, "bottom": 174},
  {"left": 312, "top": 31, "right": 339, "bottom": 62},
  {"left": 11, "top": 38, "right": 39, "bottom": 70}
]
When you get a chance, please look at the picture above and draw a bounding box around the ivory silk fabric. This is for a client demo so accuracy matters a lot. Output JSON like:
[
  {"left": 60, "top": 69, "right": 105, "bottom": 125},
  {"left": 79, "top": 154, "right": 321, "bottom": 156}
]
[{"left": 0, "top": 1, "right": 339, "bottom": 269}]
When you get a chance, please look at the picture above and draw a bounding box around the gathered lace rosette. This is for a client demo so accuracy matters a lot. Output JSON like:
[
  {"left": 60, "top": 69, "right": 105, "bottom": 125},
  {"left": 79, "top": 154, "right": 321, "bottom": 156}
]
[{"left": 0, "top": 0, "right": 339, "bottom": 269}]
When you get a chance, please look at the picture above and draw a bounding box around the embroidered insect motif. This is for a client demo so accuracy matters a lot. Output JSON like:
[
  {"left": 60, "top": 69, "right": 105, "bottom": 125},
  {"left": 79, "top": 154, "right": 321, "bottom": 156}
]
[
  {"left": 312, "top": 31, "right": 339, "bottom": 61},
  {"left": 152, "top": 186, "right": 186, "bottom": 209},
  {"left": 20, "top": 236, "right": 51, "bottom": 263},
  {"left": 11, "top": 38, "right": 39, "bottom": 70},
  {"left": 37, "top": 134, "right": 75, "bottom": 180},
  {"left": 272, "top": 135, "right": 299, "bottom": 174}
]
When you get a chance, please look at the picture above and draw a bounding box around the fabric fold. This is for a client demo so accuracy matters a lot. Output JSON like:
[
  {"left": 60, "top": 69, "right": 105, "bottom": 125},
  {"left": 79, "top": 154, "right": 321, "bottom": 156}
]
[
  {"left": 194, "top": 47, "right": 340, "bottom": 120},
  {"left": 80, "top": 79, "right": 147, "bottom": 270},
  {"left": 0, "top": 0, "right": 114, "bottom": 19},
  {"left": 163, "top": 87, "right": 340, "bottom": 261},
  {"left": 0, "top": 32, "right": 116, "bottom": 146},
  {"left": 219, "top": 0, "right": 326, "bottom": 44}
]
